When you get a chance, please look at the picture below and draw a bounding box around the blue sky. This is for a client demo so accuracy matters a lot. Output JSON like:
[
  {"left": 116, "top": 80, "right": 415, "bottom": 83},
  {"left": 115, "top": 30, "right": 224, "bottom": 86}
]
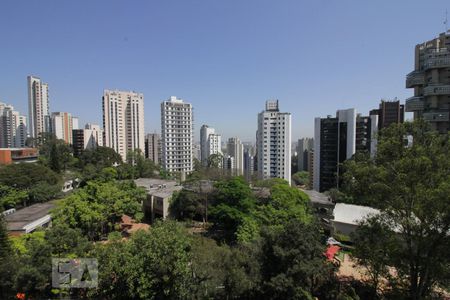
[{"left": 0, "top": 0, "right": 449, "bottom": 142}]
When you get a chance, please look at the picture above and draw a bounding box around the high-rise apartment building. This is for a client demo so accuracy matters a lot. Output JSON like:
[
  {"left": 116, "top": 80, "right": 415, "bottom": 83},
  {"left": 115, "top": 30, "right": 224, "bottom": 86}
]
[
  {"left": 27, "top": 76, "right": 50, "bottom": 138},
  {"left": 227, "top": 137, "right": 244, "bottom": 175},
  {"left": 193, "top": 143, "right": 201, "bottom": 161},
  {"left": 313, "top": 108, "right": 377, "bottom": 192},
  {"left": 0, "top": 102, "right": 27, "bottom": 148},
  {"left": 50, "top": 112, "right": 78, "bottom": 144},
  {"left": 145, "top": 133, "right": 161, "bottom": 164},
  {"left": 72, "top": 123, "right": 104, "bottom": 157},
  {"left": 256, "top": 100, "right": 292, "bottom": 184},
  {"left": 405, "top": 31, "right": 450, "bottom": 133},
  {"left": 200, "top": 125, "right": 222, "bottom": 166},
  {"left": 223, "top": 155, "right": 235, "bottom": 172},
  {"left": 244, "top": 144, "right": 257, "bottom": 181},
  {"left": 370, "top": 99, "right": 404, "bottom": 130},
  {"left": 297, "top": 138, "right": 314, "bottom": 172},
  {"left": 161, "top": 96, "right": 193, "bottom": 174},
  {"left": 102, "top": 90, "right": 145, "bottom": 161}
]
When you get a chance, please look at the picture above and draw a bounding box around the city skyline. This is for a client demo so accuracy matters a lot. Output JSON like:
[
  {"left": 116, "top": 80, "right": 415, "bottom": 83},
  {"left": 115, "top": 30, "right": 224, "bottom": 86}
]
[{"left": 1, "top": 1, "right": 449, "bottom": 141}]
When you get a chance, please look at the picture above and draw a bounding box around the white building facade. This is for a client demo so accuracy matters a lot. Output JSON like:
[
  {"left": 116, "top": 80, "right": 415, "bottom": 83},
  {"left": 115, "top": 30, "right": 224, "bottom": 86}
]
[
  {"left": 200, "top": 125, "right": 222, "bottom": 167},
  {"left": 27, "top": 76, "right": 50, "bottom": 138},
  {"left": 102, "top": 90, "right": 145, "bottom": 161},
  {"left": 83, "top": 123, "right": 104, "bottom": 149},
  {"left": 0, "top": 102, "right": 27, "bottom": 148},
  {"left": 227, "top": 137, "right": 244, "bottom": 175},
  {"left": 256, "top": 100, "right": 292, "bottom": 184},
  {"left": 51, "top": 112, "right": 78, "bottom": 144},
  {"left": 161, "top": 96, "right": 193, "bottom": 174}
]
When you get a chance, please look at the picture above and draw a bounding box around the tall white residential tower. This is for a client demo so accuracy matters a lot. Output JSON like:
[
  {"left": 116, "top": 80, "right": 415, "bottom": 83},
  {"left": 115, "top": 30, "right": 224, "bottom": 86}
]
[
  {"left": 161, "top": 96, "right": 193, "bottom": 174},
  {"left": 27, "top": 76, "right": 50, "bottom": 138},
  {"left": 256, "top": 100, "right": 292, "bottom": 184}
]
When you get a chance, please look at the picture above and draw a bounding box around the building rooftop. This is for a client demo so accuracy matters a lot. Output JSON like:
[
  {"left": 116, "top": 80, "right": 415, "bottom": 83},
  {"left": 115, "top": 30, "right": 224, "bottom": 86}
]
[
  {"left": 333, "top": 203, "right": 379, "bottom": 225},
  {"left": 134, "top": 178, "right": 182, "bottom": 198},
  {"left": 0, "top": 148, "right": 37, "bottom": 151},
  {"left": 303, "top": 189, "right": 334, "bottom": 206},
  {"left": 5, "top": 202, "right": 55, "bottom": 232}
]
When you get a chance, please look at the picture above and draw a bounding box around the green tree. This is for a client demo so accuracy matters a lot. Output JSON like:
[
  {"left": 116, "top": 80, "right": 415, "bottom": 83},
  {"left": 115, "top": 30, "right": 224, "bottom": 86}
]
[
  {"left": 116, "top": 163, "right": 138, "bottom": 180},
  {"left": 253, "top": 183, "right": 312, "bottom": 233},
  {"left": 209, "top": 177, "right": 257, "bottom": 242},
  {"left": 88, "top": 232, "right": 132, "bottom": 299},
  {"left": 254, "top": 178, "right": 290, "bottom": 188},
  {"left": 0, "top": 185, "right": 28, "bottom": 210},
  {"left": 351, "top": 217, "right": 396, "bottom": 297},
  {"left": 0, "top": 163, "right": 59, "bottom": 190},
  {"left": 52, "top": 180, "right": 146, "bottom": 240},
  {"left": 12, "top": 231, "right": 52, "bottom": 298},
  {"left": 28, "top": 182, "right": 61, "bottom": 204},
  {"left": 79, "top": 146, "right": 122, "bottom": 167},
  {"left": 0, "top": 217, "right": 15, "bottom": 299},
  {"left": 344, "top": 120, "right": 450, "bottom": 299},
  {"left": 45, "top": 224, "right": 92, "bottom": 257},
  {"left": 8, "top": 226, "right": 92, "bottom": 299},
  {"left": 207, "top": 153, "right": 224, "bottom": 169},
  {"left": 126, "top": 221, "right": 194, "bottom": 299},
  {"left": 260, "top": 220, "right": 335, "bottom": 299},
  {"left": 292, "top": 171, "right": 310, "bottom": 186},
  {"left": 126, "top": 149, "right": 157, "bottom": 178},
  {"left": 0, "top": 163, "right": 60, "bottom": 207},
  {"left": 38, "top": 134, "right": 75, "bottom": 173},
  {"left": 170, "top": 189, "right": 205, "bottom": 221}
]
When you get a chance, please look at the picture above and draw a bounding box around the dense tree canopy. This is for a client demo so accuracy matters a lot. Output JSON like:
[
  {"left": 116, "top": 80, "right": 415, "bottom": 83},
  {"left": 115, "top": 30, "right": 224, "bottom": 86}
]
[
  {"left": 0, "top": 163, "right": 61, "bottom": 208},
  {"left": 38, "top": 134, "right": 76, "bottom": 173},
  {"left": 79, "top": 146, "right": 122, "bottom": 168},
  {"left": 260, "top": 220, "right": 335, "bottom": 299},
  {"left": 209, "top": 177, "right": 312, "bottom": 243},
  {"left": 52, "top": 180, "right": 146, "bottom": 240},
  {"left": 292, "top": 171, "right": 310, "bottom": 186},
  {"left": 170, "top": 189, "right": 206, "bottom": 221},
  {"left": 344, "top": 120, "right": 450, "bottom": 299}
]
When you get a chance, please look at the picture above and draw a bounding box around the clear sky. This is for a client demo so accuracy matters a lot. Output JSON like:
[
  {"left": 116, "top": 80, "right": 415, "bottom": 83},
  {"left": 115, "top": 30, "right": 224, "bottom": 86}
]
[{"left": 0, "top": 0, "right": 449, "bottom": 142}]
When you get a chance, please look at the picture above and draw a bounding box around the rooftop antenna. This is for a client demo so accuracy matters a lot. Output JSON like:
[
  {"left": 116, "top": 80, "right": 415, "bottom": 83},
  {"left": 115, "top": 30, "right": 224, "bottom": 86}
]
[{"left": 445, "top": 9, "right": 448, "bottom": 33}]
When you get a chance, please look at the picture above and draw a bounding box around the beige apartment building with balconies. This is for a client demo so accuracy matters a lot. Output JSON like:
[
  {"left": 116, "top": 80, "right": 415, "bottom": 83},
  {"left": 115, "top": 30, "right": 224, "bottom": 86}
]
[
  {"left": 406, "top": 31, "right": 450, "bottom": 133},
  {"left": 102, "top": 90, "right": 145, "bottom": 161}
]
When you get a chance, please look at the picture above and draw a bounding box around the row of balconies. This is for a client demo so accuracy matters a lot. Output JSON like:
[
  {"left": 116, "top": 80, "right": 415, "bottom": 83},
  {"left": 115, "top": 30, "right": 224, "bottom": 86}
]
[
  {"left": 423, "top": 112, "right": 450, "bottom": 122},
  {"left": 405, "top": 97, "right": 450, "bottom": 122},
  {"left": 424, "top": 48, "right": 450, "bottom": 69},
  {"left": 423, "top": 85, "right": 450, "bottom": 96},
  {"left": 406, "top": 71, "right": 425, "bottom": 88},
  {"left": 406, "top": 48, "right": 450, "bottom": 88},
  {"left": 405, "top": 97, "right": 424, "bottom": 112}
]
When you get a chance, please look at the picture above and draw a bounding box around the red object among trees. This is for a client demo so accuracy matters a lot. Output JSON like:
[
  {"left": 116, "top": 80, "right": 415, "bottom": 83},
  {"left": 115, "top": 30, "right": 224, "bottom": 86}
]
[
  {"left": 325, "top": 245, "right": 340, "bottom": 261},
  {"left": 16, "top": 292, "right": 25, "bottom": 300}
]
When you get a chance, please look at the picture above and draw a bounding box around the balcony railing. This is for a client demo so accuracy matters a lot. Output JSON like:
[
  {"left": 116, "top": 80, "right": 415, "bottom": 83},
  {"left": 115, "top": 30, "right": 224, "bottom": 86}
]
[
  {"left": 423, "top": 112, "right": 450, "bottom": 122},
  {"left": 424, "top": 54, "right": 450, "bottom": 69},
  {"left": 427, "top": 48, "right": 450, "bottom": 54},
  {"left": 405, "top": 96, "right": 424, "bottom": 112},
  {"left": 423, "top": 85, "right": 450, "bottom": 96},
  {"left": 406, "top": 71, "right": 424, "bottom": 88}
]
